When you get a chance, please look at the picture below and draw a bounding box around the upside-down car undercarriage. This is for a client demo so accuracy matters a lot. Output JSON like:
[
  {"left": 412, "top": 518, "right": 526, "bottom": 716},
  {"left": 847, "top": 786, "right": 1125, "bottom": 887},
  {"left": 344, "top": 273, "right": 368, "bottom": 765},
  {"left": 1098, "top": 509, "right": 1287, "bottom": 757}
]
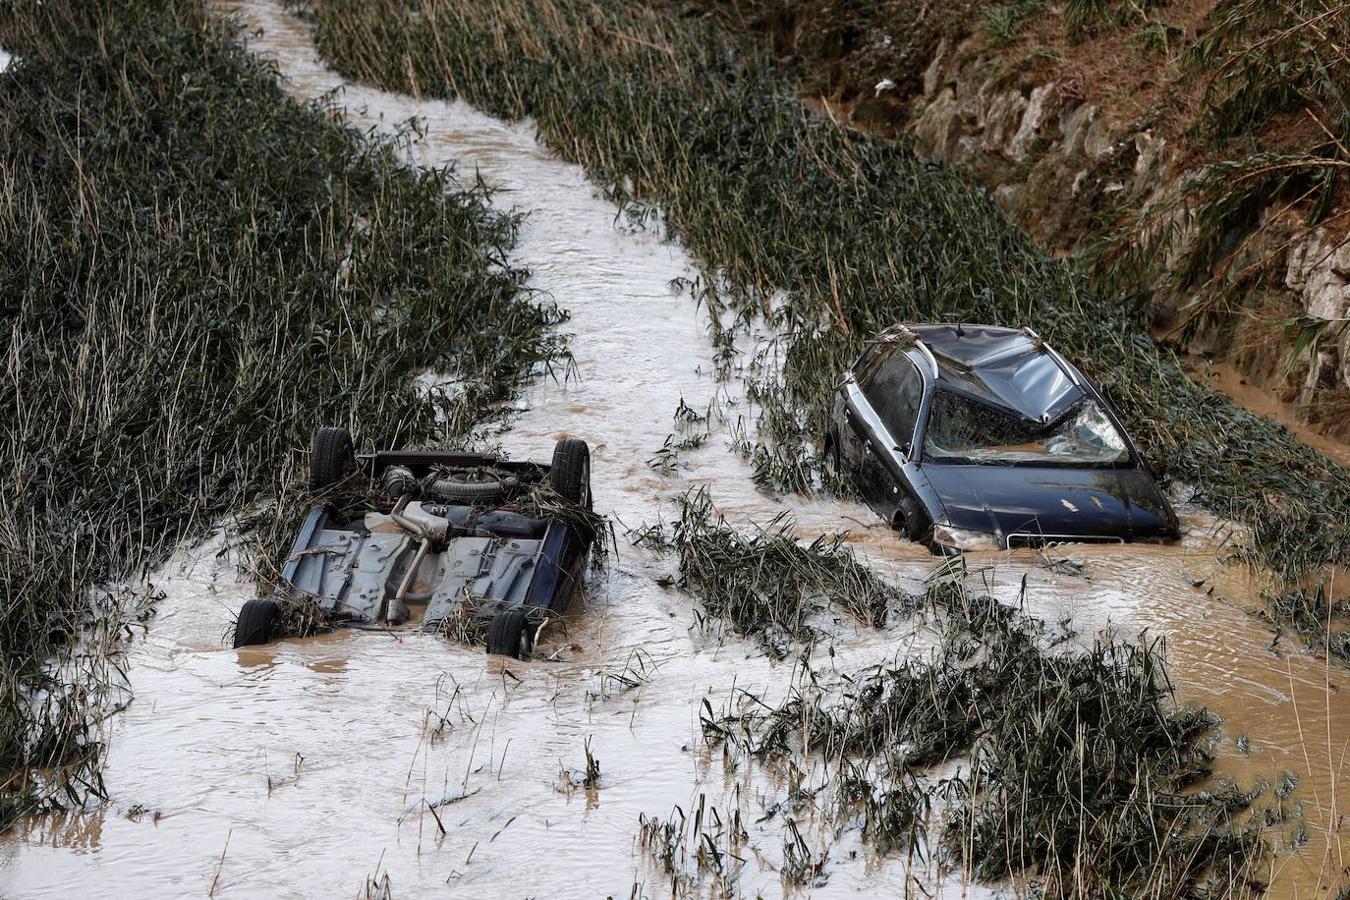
[{"left": 232, "top": 428, "right": 594, "bottom": 658}]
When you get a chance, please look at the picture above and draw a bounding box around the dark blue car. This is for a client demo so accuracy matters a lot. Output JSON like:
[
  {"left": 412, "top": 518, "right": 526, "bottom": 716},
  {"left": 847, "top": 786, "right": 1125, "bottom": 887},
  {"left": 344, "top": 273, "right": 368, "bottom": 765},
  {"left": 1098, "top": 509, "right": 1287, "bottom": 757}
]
[{"left": 825, "top": 323, "right": 1179, "bottom": 551}]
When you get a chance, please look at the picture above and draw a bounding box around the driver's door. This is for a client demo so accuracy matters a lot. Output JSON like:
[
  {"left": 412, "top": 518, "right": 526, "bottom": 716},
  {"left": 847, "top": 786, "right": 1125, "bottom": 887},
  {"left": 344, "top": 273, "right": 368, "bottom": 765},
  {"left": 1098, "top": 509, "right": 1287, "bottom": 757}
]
[{"left": 844, "top": 350, "right": 923, "bottom": 520}]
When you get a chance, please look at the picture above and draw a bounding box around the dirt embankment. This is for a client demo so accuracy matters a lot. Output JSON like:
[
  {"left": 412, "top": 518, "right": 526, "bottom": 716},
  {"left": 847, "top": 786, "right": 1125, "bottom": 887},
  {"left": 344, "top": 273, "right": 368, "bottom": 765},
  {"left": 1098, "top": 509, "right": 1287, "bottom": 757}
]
[{"left": 701, "top": 0, "right": 1350, "bottom": 442}]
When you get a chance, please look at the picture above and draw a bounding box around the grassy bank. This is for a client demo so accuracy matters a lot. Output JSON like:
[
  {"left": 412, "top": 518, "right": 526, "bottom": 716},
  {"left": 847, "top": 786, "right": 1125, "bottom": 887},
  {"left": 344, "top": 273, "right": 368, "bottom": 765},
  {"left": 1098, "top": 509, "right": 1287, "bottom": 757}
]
[
  {"left": 303, "top": 0, "right": 1350, "bottom": 656},
  {"left": 0, "top": 0, "right": 562, "bottom": 827}
]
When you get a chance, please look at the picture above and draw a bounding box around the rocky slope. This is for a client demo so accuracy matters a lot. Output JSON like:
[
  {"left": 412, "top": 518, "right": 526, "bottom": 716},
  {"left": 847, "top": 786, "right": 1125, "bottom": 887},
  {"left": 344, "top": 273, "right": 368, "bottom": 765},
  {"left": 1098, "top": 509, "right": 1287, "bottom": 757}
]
[
  {"left": 910, "top": 30, "right": 1350, "bottom": 431},
  {"left": 692, "top": 0, "right": 1350, "bottom": 440}
]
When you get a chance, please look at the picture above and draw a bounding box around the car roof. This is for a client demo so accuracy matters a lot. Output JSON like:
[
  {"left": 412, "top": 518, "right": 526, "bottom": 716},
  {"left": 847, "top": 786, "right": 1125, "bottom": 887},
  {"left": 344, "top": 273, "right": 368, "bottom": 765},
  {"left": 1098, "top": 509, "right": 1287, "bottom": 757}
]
[{"left": 880, "top": 323, "right": 1086, "bottom": 422}]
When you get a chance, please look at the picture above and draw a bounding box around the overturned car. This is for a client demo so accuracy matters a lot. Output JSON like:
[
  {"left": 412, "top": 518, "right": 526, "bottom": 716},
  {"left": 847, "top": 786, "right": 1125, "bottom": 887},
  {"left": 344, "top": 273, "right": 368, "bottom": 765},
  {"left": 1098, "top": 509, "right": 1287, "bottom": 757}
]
[
  {"left": 825, "top": 324, "right": 1179, "bottom": 551},
  {"left": 232, "top": 428, "right": 594, "bottom": 658}
]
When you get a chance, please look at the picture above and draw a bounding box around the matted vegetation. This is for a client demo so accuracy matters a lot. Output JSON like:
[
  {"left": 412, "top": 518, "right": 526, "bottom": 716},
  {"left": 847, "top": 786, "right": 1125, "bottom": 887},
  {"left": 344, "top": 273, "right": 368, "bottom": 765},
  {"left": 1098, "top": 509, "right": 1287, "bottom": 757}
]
[
  {"left": 684, "top": 2, "right": 1349, "bottom": 381},
  {"left": 676, "top": 0, "right": 983, "bottom": 111},
  {"left": 648, "top": 504, "right": 1270, "bottom": 894},
  {"left": 1104, "top": 1, "right": 1350, "bottom": 352},
  {"left": 632, "top": 489, "right": 900, "bottom": 656},
  {"left": 305, "top": 0, "right": 1350, "bottom": 648},
  {"left": 0, "top": 0, "right": 563, "bottom": 827},
  {"left": 705, "top": 576, "right": 1269, "bottom": 895}
]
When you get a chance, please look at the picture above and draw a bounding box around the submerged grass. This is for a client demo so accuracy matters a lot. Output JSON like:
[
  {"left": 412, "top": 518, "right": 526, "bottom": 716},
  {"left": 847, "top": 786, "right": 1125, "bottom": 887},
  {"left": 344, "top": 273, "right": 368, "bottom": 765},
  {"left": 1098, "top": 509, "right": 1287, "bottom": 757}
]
[
  {"left": 0, "top": 0, "right": 562, "bottom": 827},
  {"left": 632, "top": 488, "right": 900, "bottom": 656},
  {"left": 701, "top": 562, "right": 1271, "bottom": 895},
  {"left": 306, "top": 0, "right": 1350, "bottom": 654},
  {"left": 636, "top": 497, "right": 1273, "bottom": 892},
  {"left": 637, "top": 792, "right": 748, "bottom": 896}
]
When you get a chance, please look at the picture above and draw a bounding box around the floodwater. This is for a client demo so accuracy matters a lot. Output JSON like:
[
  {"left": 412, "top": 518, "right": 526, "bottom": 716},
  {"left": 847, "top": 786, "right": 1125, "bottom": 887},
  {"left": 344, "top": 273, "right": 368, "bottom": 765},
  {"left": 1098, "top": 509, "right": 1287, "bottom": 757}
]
[
  {"left": 1186, "top": 355, "right": 1350, "bottom": 470},
  {"left": 0, "top": 2, "right": 1345, "bottom": 896}
]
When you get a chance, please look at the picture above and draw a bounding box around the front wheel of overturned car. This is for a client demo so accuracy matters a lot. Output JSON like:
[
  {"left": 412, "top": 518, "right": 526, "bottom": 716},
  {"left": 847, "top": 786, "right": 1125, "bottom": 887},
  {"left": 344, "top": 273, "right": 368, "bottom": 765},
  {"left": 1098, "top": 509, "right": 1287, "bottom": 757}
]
[
  {"left": 310, "top": 426, "right": 355, "bottom": 491},
  {"left": 233, "top": 598, "right": 280, "bottom": 648},
  {"left": 486, "top": 608, "right": 531, "bottom": 659},
  {"left": 550, "top": 438, "right": 591, "bottom": 508}
]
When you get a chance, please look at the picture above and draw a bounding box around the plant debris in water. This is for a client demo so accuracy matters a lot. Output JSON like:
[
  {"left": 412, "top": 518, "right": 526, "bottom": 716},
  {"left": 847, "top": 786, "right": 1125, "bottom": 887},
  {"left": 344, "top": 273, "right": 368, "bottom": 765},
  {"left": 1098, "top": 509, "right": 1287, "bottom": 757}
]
[
  {"left": 629, "top": 497, "right": 1278, "bottom": 892},
  {"left": 638, "top": 792, "right": 749, "bottom": 897},
  {"left": 0, "top": 0, "right": 564, "bottom": 827},
  {"left": 633, "top": 488, "right": 900, "bottom": 657},
  {"left": 304, "top": 0, "right": 1350, "bottom": 656},
  {"left": 702, "top": 568, "right": 1272, "bottom": 896}
]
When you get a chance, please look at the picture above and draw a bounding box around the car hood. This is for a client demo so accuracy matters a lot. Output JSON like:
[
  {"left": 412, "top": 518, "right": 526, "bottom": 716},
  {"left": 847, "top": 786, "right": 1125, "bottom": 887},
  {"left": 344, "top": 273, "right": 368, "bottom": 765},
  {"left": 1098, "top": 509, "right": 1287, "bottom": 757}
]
[{"left": 923, "top": 463, "right": 1177, "bottom": 543}]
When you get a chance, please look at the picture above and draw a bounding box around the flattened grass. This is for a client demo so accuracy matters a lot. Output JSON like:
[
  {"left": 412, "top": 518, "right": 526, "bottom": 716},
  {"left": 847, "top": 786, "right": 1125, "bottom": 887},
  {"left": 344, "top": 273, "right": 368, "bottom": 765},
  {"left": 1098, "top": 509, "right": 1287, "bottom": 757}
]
[
  {"left": 0, "top": 0, "right": 561, "bottom": 826},
  {"left": 640, "top": 500, "right": 1269, "bottom": 893},
  {"left": 701, "top": 557, "right": 1268, "bottom": 895},
  {"left": 633, "top": 488, "right": 900, "bottom": 656}
]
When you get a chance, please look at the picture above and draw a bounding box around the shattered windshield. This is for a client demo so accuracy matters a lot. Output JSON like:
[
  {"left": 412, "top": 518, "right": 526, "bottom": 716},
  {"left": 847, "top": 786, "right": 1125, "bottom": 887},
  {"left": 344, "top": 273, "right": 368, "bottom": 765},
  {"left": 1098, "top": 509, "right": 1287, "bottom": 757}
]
[{"left": 922, "top": 389, "right": 1128, "bottom": 465}]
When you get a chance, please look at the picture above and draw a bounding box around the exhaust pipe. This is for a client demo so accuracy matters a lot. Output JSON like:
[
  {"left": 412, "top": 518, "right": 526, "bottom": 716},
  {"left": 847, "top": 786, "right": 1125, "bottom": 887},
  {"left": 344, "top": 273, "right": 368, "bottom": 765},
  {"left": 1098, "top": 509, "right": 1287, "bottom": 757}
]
[
  {"left": 385, "top": 498, "right": 448, "bottom": 626},
  {"left": 387, "top": 536, "right": 430, "bottom": 626}
]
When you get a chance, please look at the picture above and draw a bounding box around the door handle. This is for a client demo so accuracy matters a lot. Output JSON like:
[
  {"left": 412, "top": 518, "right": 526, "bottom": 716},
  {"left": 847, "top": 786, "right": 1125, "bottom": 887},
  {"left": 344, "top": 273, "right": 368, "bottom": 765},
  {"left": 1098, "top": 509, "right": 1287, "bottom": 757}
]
[{"left": 863, "top": 442, "right": 872, "bottom": 456}]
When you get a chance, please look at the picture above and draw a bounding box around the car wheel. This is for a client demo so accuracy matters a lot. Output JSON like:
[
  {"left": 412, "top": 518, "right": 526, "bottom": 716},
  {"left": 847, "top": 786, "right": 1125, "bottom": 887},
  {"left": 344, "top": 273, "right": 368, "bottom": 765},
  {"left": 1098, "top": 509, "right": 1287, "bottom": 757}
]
[
  {"left": 310, "top": 426, "right": 355, "bottom": 491},
  {"left": 233, "top": 598, "right": 280, "bottom": 648},
  {"left": 550, "top": 438, "right": 591, "bottom": 508},
  {"left": 893, "top": 511, "right": 913, "bottom": 540},
  {"left": 895, "top": 497, "right": 931, "bottom": 545},
  {"left": 486, "top": 608, "right": 531, "bottom": 659}
]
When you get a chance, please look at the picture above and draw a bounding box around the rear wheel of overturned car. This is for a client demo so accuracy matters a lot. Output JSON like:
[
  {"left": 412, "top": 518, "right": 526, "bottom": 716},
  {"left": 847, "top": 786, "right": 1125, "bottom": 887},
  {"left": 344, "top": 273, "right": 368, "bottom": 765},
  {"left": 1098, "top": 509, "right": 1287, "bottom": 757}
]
[
  {"left": 310, "top": 426, "right": 355, "bottom": 491},
  {"left": 550, "top": 438, "right": 591, "bottom": 508},
  {"left": 233, "top": 598, "right": 280, "bottom": 648},
  {"left": 486, "top": 608, "right": 531, "bottom": 659}
]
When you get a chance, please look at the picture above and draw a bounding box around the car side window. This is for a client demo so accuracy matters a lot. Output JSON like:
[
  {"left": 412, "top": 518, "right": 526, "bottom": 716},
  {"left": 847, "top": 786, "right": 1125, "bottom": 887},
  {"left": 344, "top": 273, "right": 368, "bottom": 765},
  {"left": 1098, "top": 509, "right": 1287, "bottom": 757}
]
[{"left": 859, "top": 352, "right": 922, "bottom": 448}]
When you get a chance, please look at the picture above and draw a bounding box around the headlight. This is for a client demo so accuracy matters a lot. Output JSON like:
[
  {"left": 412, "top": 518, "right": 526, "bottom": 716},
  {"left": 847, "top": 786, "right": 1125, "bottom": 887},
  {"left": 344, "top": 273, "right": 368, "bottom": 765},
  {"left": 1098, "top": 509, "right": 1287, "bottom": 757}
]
[{"left": 931, "top": 523, "right": 1001, "bottom": 551}]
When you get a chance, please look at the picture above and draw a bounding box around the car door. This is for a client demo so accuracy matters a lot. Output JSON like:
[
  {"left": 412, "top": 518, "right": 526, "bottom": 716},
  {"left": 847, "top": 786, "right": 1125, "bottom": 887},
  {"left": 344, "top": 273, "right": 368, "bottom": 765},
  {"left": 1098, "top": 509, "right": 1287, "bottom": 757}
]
[
  {"left": 836, "top": 355, "right": 872, "bottom": 475},
  {"left": 843, "top": 350, "right": 923, "bottom": 519}
]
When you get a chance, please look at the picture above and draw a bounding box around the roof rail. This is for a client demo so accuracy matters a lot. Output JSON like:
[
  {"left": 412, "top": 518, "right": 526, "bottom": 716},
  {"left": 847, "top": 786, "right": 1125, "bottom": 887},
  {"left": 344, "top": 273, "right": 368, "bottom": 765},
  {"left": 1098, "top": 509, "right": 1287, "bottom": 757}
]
[
  {"left": 886, "top": 324, "right": 940, "bottom": 377},
  {"left": 1021, "top": 326, "right": 1083, "bottom": 387}
]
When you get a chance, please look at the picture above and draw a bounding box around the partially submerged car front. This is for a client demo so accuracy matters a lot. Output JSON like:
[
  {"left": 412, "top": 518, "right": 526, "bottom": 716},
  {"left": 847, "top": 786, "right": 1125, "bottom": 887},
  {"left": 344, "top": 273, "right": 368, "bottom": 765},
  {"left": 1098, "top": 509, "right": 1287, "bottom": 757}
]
[
  {"left": 827, "top": 323, "right": 1179, "bottom": 551},
  {"left": 232, "top": 428, "right": 595, "bottom": 658}
]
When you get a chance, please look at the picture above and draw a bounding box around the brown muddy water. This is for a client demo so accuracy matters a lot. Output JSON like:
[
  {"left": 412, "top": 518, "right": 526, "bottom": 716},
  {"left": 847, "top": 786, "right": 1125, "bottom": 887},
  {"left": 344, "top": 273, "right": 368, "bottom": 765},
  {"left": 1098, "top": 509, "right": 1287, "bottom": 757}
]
[
  {"left": 0, "top": 3, "right": 1346, "bottom": 896},
  {"left": 1188, "top": 357, "right": 1350, "bottom": 470}
]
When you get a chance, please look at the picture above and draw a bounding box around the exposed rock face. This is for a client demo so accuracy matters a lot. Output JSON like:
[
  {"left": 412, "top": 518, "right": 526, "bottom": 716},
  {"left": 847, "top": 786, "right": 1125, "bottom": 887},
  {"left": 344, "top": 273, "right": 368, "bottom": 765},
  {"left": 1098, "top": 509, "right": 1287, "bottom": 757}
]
[
  {"left": 1285, "top": 231, "right": 1350, "bottom": 409},
  {"left": 905, "top": 37, "right": 1350, "bottom": 431},
  {"left": 1286, "top": 229, "right": 1350, "bottom": 323}
]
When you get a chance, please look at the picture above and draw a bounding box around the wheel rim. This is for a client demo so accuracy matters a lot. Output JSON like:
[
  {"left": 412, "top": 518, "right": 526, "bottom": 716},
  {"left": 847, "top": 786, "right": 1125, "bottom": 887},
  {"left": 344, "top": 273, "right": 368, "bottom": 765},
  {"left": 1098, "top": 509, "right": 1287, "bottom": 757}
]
[{"left": 579, "top": 457, "right": 591, "bottom": 508}]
